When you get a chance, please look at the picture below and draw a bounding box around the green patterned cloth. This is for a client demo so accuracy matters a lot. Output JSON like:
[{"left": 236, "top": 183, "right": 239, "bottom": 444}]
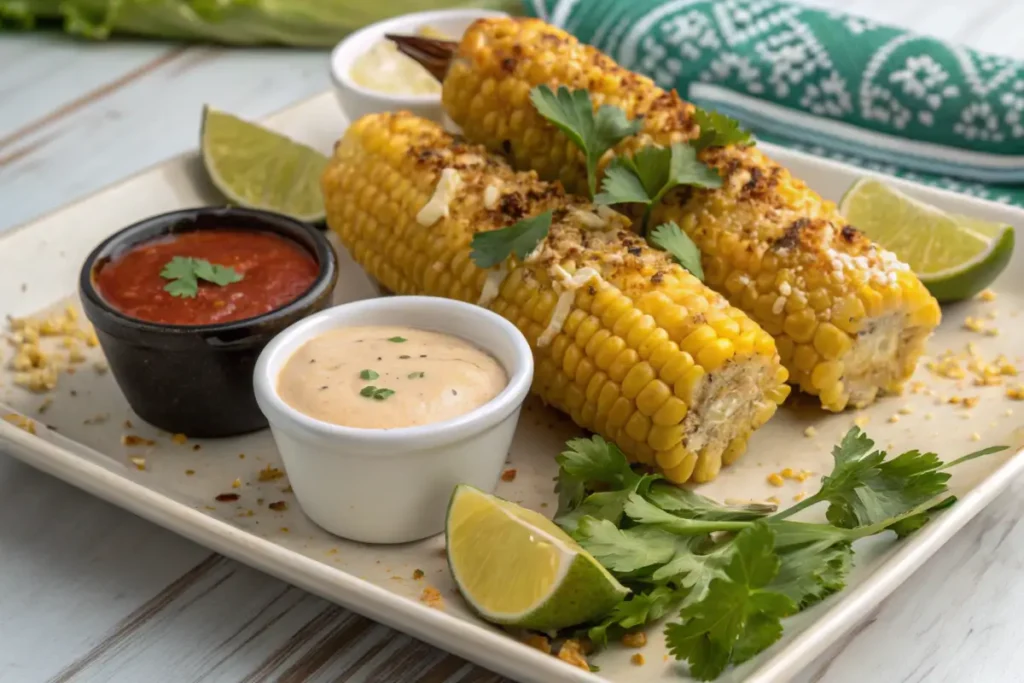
[{"left": 524, "top": 0, "right": 1024, "bottom": 208}]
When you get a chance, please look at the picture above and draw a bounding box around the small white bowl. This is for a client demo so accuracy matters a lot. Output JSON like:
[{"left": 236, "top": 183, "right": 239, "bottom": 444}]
[
  {"left": 253, "top": 296, "right": 533, "bottom": 544},
  {"left": 329, "top": 8, "right": 508, "bottom": 124}
]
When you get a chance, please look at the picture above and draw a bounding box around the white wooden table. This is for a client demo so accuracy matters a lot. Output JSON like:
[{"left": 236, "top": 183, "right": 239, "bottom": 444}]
[{"left": 2, "top": 2, "right": 1023, "bottom": 681}]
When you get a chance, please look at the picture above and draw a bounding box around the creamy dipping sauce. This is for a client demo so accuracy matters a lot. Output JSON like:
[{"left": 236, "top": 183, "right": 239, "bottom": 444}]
[
  {"left": 277, "top": 325, "right": 507, "bottom": 430},
  {"left": 349, "top": 26, "right": 447, "bottom": 96}
]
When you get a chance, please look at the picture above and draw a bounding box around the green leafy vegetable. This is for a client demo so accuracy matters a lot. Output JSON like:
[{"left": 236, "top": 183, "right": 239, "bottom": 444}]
[
  {"left": 0, "top": 1, "right": 523, "bottom": 47},
  {"left": 665, "top": 524, "right": 796, "bottom": 680},
  {"left": 159, "top": 256, "right": 243, "bottom": 298},
  {"left": 360, "top": 369, "right": 379, "bottom": 380},
  {"left": 529, "top": 85, "right": 642, "bottom": 197},
  {"left": 649, "top": 221, "right": 705, "bottom": 280},
  {"left": 773, "top": 427, "right": 1007, "bottom": 531},
  {"left": 551, "top": 428, "right": 1004, "bottom": 680},
  {"left": 693, "top": 107, "right": 755, "bottom": 151},
  {"left": 470, "top": 211, "right": 552, "bottom": 269},
  {"left": 596, "top": 143, "right": 722, "bottom": 210}
]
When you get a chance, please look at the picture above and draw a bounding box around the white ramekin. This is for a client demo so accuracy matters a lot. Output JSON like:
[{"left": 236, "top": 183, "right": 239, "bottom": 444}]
[
  {"left": 253, "top": 296, "right": 533, "bottom": 544},
  {"left": 328, "top": 8, "right": 508, "bottom": 124}
]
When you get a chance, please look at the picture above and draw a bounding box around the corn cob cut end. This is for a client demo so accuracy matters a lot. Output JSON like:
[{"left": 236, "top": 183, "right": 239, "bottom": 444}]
[{"left": 322, "top": 111, "right": 789, "bottom": 485}]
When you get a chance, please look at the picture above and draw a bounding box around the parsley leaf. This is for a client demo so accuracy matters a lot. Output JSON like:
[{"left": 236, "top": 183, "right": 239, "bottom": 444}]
[
  {"left": 470, "top": 211, "right": 552, "bottom": 269},
  {"left": 649, "top": 222, "right": 704, "bottom": 281},
  {"left": 529, "top": 85, "right": 642, "bottom": 197},
  {"left": 693, "top": 107, "right": 755, "bottom": 151},
  {"left": 665, "top": 524, "right": 796, "bottom": 681},
  {"left": 595, "top": 143, "right": 722, "bottom": 209},
  {"left": 159, "top": 256, "right": 243, "bottom": 298}
]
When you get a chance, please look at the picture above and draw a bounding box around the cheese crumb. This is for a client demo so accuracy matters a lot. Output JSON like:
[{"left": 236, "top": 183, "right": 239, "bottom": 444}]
[
  {"left": 854, "top": 415, "right": 869, "bottom": 428},
  {"left": 978, "top": 289, "right": 997, "bottom": 302},
  {"left": 887, "top": 414, "right": 900, "bottom": 423},
  {"left": 970, "top": 433, "right": 981, "bottom": 441},
  {"left": 129, "top": 456, "right": 146, "bottom": 471},
  {"left": 416, "top": 168, "right": 462, "bottom": 226},
  {"left": 803, "top": 426, "right": 816, "bottom": 438}
]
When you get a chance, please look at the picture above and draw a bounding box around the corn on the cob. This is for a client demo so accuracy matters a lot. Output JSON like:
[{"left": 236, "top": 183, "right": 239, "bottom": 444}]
[
  {"left": 399, "top": 18, "right": 941, "bottom": 411},
  {"left": 323, "top": 112, "right": 790, "bottom": 484}
]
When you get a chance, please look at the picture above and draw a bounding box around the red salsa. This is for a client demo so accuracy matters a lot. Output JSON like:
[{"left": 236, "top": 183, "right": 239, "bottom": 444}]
[{"left": 94, "top": 229, "right": 319, "bottom": 326}]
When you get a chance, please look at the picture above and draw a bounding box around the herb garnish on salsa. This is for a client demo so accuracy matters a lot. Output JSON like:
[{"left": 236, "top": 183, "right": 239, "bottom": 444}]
[{"left": 94, "top": 229, "right": 318, "bottom": 326}]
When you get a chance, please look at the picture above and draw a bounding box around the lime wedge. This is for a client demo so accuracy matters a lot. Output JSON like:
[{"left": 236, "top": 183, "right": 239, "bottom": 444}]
[
  {"left": 446, "top": 484, "right": 627, "bottom": 631},
  {"left": 200, "top": 106, "right": 329, "bottom": 222},
  {"left": 838, "top": 178, "right": 1014, "bottom": 302}
]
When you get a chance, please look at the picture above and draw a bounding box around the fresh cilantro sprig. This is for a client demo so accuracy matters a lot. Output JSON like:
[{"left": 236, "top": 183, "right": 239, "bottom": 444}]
[
  {"left": 469, "top": 210, "right": 552, "bottom": 269},
  {"left": 693, "top": 106, "right": 755, "bottom": 151},
  {"left": 649, "top": 221, "right": 704, "bottom": 280},
  {"left": 159, "top": 256, "right": 243, "bottom": 298},
  {"left": 772, "top": 427, "right": 1006, "bottom": 531},
  {"left": 529, "top": 85, "right": 642, "bottom": 197},
  {"left": 595, "top": 143, "right": 722, "bottom": 211},
  {"left": 550, "top": 428, "right": 1004, "bottom": 680}
]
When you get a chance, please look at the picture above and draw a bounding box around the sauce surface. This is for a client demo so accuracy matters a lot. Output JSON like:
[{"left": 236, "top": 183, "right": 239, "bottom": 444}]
[
  {"left": 277, "top": 325, "right": 508, "bottom": 430},
  {"left": 349, "top": 26, "right": 447, "bottom": 96},
  {"left": 95, "top": 229, "right": 318, "bottom": 326}
]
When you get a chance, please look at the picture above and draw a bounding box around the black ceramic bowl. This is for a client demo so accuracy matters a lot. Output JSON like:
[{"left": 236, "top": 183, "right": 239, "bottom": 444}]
[{"left": 80, "top": 207, "right": 338, "bottom": 438}]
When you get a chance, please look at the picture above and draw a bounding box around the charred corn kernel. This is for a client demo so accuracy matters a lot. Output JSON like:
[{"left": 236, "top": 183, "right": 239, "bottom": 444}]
[
  {"left": 767, "top": 472, "right": 785, "bottom": 487},
  {"left": 437, "top": 17, "right": 940, "bottom": 412},
  {"left": 324, "top": 111, "right": 786, "bottom": 484}
]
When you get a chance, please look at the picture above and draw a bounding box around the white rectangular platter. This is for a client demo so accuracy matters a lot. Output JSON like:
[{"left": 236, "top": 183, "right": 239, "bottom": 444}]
[{"left": 1, "top": 92, "right": 1023, "bottom": 683}]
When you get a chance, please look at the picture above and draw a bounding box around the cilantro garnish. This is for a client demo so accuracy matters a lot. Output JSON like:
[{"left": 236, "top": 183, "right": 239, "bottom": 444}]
[
  {"left": 529, "top": 85, "right": 642, "bottom": 197},
  {"left": 360, "top": 369, "right": 379, "bottom": 380},
  {"left": 469, "top": 210, "right": 552, "bottom": 269},
  {"left": 159, "top": 256, "right": 243, "bottom": 298},
  {"left": 595, "top": 143, "right": 722, "bottom": 211},
  {"left": 387, "top": 336, "right": 407, "bottom": 343},
  {"left": 693, "top": 107, "right": 755, "bottom": 151},
  {"left": 359, "top": 385, "right": 395, "bottom": 401},
  {"left": 648, "top": 221, "right": 704, "bottom": 281},
  {"left": 407, "top": 371, "right": 425, "bottom": 379},
  {"left": 548, "top": 428, "right": 1005, "bottom": 680}
]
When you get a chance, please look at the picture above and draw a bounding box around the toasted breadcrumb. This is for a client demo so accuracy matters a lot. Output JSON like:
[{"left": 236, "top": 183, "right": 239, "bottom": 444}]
[
  {"left": 129, "top": 456, "right": 146, "bottom": 471},
  {"left": 258, "top": 465, "right": 285, "bottom": 482},
  {"left": 523, "top": 634, "right": 551, "bottom": 654},
  {"left": 3, "top": 413, "right": 36, "bottom": 435},
  {"left": 556, "top": 639, "right": 589, "bottom": 671},
  {"left": 621, "top": 632, "right": 647, "bottom": 648},
  {"left": 412, "top": 569, "right": 424, "bottom": 580},
  {"left": 978, "top": 289, "right": 997, "bottom": 302},
  {"left": 501, "top": 468, "right": 517, "bottom": 482},
  {"left": 171, "top": 433, "right": 188, "bottom": 445},
  {"left": 122, "top": 434, "right": 155, "bottom": 446},
  {"left": 419, "top": 586, "right": 444, "bottom": 609},
  {"left": 231, "top": 478, "right": 242, "bottom": 489}
]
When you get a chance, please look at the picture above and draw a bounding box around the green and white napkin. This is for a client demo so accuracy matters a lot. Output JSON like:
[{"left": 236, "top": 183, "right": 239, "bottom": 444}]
[{"left": 525, "top": 0, "right": 1024, "bottom": 207}]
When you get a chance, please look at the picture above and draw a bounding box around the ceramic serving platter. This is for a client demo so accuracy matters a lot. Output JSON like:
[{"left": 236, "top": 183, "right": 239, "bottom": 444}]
[{"left": 1, "top": 92, "right": 1023, "bottom": 683}]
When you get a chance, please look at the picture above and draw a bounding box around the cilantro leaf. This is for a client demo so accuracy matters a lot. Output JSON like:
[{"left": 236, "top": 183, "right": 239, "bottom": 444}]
[
  {"left": 587, "top": 585, "right": 684, "bottom": 647},
  {"left": 557, "top": 479, "right": 659, "bottom": 535},
  {"left": 693, "top": 107, "right": 754, "bottom": 151},
  {"left": 192, "top": 259, "right": 244, "bottom": 286},
  {"left": 555, "top": 435, "right": 644, "bottom": 517},
  {"left": 575, "top": 517, "right": 680, "bottom": 574},
  {"left": 646, "top": 483, "right": 776, "bottom": 521},
  {"left": 651, "top": 538, "right": 730, "bottom": 606},
  {"left": 529, "top": 85, "right": 642, "bottom": 197},
  {"left": 665, "top": 524, "right": 796, "bottom": 681},
  {"left": 767, "top": 534, "right": 853, "bottom": 608},
  {"left": 624, "top": 493, "right": 750, "bottom": 536},
  {"left": 469, "top": 211, "right": 552, "bottom": 269},
  {"left": 595, "top": 143, "right": 722, "bottom": 209},
  {"left": 159, "top": 256, "right": 243, "bottom": 298},
  {"left": 775, "top": 428, "right": 1006, "bottom": 530},
  {"left": 649, "top": 221, "right": 704, "bottom": 280}
]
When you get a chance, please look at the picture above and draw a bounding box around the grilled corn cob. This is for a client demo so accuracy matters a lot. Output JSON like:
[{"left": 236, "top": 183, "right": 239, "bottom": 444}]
[
  {"left": 323, "top": 112, "right": 789, "bottom": 483},
  {"left": 394, "top": 18, "right": 942, "bottom": 411}
]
